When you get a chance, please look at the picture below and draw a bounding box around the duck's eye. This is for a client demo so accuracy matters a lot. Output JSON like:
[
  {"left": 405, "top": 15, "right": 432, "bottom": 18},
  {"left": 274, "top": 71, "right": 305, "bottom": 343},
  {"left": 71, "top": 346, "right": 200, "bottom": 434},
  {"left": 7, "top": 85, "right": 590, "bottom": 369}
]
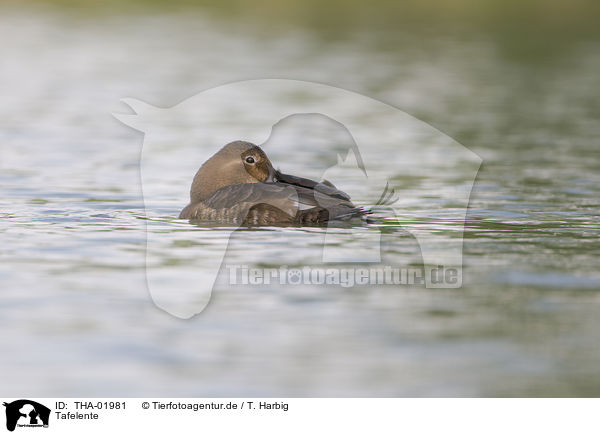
[{"left": 245, "top": 156, "right": 255, "bottom": 164}]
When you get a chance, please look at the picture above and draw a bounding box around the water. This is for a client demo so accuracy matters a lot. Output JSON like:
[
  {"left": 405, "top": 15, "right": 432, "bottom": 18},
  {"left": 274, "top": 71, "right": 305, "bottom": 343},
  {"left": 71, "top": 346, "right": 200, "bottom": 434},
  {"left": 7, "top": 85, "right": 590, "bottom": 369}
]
[{"left": 1, "top": 7, "right": 599, "bottom": 396}]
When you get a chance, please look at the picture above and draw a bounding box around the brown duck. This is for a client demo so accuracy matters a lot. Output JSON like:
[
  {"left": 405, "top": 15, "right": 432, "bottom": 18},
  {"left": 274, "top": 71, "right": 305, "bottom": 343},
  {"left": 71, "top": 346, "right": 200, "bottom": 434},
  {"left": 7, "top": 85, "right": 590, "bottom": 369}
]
[{"left": 179, "top": 141, "right": 367, "bottom": 225}]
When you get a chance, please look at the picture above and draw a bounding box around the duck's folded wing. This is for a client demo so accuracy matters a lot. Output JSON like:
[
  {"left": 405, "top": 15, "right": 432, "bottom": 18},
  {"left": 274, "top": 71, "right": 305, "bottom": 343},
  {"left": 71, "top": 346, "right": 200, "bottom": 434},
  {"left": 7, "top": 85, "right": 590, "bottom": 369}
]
[
  {"left": 180, "top": 182, "right": 365, "bottom": 224},
  {"left": 204, "top": 183, "right": 299, "bottom": 211},
  {"left": 180, "top": 183, "right": 301, "bottom": 222}
]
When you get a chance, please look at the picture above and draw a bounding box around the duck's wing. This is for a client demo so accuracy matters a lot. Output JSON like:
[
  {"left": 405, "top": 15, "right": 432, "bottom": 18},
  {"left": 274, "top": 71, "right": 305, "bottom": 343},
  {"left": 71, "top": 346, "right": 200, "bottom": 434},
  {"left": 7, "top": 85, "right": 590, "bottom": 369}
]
[
  {"left": 203, "top": 183, "right": 298, "bottom": 211},
  {"left": 180, "top": 182, "right": 366, "bottom": 224},
  {"left": 273, "top": 173, "right": 369, "bottom": 222},
  {"left": 278, "top": 183, "right": 368, "bottom": 223},
  {"left": 180, "top": 183, "right": 299, "bottom": 222},
  {"left": 274, "top": 170, "right": 351, "bottom": 201}
]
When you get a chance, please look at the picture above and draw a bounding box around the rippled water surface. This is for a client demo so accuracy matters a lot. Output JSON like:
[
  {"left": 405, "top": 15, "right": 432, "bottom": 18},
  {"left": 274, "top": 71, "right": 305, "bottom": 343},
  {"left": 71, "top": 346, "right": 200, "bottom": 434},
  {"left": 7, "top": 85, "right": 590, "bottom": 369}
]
[{"left": 1, "top": 7, "right": 599, "bottom": 396}]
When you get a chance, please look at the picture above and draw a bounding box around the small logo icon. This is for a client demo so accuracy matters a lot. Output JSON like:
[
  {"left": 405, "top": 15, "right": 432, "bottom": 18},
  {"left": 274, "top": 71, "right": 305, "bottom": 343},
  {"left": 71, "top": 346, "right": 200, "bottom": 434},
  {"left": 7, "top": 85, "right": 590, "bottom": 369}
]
[{"left": 3, "top": 400, "right": 50, "bottom": 432}]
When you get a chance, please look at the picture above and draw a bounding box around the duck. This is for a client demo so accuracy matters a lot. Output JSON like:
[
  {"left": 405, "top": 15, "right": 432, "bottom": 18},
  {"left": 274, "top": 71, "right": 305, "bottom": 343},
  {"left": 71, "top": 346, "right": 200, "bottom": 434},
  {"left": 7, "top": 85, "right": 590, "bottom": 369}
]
[{"left": 179, "top": 140, "right": 367, "bottom": 225}]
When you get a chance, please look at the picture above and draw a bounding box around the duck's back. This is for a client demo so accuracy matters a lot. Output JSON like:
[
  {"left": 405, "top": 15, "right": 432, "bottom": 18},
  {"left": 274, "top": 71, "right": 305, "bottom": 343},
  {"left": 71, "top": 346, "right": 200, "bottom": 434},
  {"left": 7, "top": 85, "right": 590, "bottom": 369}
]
[{"left": 180, "top": 181, "right": 365, "bottom": 225}]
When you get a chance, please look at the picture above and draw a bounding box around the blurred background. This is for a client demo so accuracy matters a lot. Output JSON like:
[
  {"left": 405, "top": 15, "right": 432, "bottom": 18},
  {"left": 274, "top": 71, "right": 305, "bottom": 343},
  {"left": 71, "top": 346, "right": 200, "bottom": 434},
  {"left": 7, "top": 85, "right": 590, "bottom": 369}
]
[{"left": 1, "top": 0, "right": 599, "bottom": 396}]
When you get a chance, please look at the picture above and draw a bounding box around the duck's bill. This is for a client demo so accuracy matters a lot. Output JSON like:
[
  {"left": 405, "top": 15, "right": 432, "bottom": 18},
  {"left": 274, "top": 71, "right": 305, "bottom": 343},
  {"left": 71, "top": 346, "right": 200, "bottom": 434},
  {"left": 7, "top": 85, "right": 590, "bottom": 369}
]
[
  {"left": 274, "top": 170, "right": 351, "bottom": 201},
  {"left": 266, "top": 165, "right": 278, "bottom": 183}
]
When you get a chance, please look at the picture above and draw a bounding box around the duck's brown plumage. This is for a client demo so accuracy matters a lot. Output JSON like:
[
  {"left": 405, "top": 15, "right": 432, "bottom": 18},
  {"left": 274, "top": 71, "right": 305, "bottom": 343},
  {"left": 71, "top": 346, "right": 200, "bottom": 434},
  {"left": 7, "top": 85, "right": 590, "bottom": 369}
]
[{"left": 179, "top": 140, "right": 366, "bottom": 225}]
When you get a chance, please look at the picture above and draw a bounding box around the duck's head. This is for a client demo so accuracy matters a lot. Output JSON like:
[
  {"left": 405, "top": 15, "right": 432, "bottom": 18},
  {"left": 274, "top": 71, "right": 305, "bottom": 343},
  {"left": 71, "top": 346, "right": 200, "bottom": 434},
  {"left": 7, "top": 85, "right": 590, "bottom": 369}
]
[{"left": 189, "top": 140, "right": 277, "bottom": 202}]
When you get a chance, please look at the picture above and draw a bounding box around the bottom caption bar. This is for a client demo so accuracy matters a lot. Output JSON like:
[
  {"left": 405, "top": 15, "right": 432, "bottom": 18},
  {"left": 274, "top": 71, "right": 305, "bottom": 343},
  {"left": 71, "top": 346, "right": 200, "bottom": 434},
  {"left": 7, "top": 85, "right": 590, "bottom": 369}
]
[{"left": 1, "top": 398, "right": 598, "bottom": 433}]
